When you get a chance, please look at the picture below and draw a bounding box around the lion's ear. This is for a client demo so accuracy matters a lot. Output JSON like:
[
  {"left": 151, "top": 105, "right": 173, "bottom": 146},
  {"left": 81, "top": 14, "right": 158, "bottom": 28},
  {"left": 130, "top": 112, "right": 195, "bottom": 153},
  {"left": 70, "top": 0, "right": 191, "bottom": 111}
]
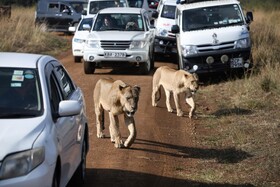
[
  {"left": 119, "top": 84, "right": 127, "bottom": 91},
  {"left": 193, "top": 73, "right": 199, "bottom": 81},
  {"left": 133, "top": 85, "right": 141, "bottom": 94}
]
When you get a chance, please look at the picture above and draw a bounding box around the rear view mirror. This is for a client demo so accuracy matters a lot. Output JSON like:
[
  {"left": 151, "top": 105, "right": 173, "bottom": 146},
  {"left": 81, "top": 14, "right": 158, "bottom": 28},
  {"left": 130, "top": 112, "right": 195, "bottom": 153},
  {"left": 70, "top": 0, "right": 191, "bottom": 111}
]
[
  {"left": 68, "top": 26, "right": 76, "bottom": 32},
  {"left": 171, "top": 25, "right": 179, "bottom": 34},
  {"left": 246, "top": 11, "right": 253, "bottom": 23}
]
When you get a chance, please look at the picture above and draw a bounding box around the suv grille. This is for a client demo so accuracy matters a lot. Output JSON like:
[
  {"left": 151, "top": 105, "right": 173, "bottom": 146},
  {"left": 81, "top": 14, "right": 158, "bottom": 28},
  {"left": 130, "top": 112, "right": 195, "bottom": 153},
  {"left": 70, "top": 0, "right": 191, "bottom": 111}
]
[
  {"left": 101, "top": 40, "right": 131, "bottom": 50},
  {"left": 197, "top": 41, "right": 235, "bottom": 52}
]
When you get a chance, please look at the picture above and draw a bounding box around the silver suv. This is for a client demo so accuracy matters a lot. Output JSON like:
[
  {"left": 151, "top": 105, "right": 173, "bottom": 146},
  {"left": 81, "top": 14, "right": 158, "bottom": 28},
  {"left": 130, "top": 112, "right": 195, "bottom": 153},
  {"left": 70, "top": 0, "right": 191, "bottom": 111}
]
[{"left": 83, "top": 7, "right": 155, "bottom": 74}]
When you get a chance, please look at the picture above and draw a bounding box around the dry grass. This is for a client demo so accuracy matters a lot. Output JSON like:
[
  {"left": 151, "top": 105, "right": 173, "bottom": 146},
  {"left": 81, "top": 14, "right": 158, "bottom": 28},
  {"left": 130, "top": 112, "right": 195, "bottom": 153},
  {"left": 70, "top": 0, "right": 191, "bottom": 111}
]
[
  {"left": 192, "top": 10, "right": 280, "bottom": 186},
  {"left": 0, "top": 6, "right": 69, "bottom": 54}
]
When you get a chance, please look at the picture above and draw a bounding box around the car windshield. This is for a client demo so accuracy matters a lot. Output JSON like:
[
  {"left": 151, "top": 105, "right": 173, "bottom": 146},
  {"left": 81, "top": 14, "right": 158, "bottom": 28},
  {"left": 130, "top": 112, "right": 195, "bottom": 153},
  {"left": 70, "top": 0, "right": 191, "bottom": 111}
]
[
  {"left": 89, "top": 0, "right": 128, "bottom": 14},
  {"left": 0, "top": 68, "right": 43, "bottom": 118},
  {"left": 161, "top": 4, "right": 176, "bottom": 19},
  {"left": 93, "top": 13, "right": 144, "bottom": 31},
  {"left": 70, "top": 2, "right": 88, "bottom": 13},
  {"left": 182, "top": 4, "right": 244, "bottom": 31}
]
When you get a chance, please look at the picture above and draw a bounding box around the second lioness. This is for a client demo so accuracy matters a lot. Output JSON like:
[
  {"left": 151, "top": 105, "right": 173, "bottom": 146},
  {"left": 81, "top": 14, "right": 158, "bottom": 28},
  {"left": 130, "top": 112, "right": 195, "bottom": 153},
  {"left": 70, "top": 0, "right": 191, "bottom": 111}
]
[
  {"left": 93, "top": 78, "right": 140, "bottom": 148},
  {"left": 152, "top": 66, "right": 199, "bottom": 118}
]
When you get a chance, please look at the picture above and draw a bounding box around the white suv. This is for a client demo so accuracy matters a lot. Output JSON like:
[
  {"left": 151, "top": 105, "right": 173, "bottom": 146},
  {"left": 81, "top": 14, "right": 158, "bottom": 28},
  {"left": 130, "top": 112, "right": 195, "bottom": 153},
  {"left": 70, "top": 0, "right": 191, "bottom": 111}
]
[
  {"left": 172, "top": 0, "right": 253, "bottom": 75},
  {"left": 83, "top": 7, "right": 155, "bottom": 74},
  {"left": 152, "top": 0, "right": 177, "bottom": 59}
]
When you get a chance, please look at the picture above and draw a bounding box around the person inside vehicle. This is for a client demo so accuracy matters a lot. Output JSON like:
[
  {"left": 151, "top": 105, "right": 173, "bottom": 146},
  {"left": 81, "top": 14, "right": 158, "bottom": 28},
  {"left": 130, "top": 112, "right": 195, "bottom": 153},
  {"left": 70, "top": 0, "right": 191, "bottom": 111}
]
[
  {"left": 125, "top": 19, "right": 139, "bottom": 31},
  {"left": 100, "top": 16, "right": 115, "bottom": 30}
]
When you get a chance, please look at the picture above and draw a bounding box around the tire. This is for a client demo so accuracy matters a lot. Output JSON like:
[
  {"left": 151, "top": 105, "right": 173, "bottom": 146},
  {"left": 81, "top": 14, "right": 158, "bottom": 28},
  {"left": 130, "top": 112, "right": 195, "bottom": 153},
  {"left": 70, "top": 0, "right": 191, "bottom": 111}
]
[
  {"left": 52, "top": 164, "right": 60, "bottom": 187},
  {"left": 150, "top": 48, "right": 155, "bottom": 70},
  {"left": 139, "top": 59, "right": 151, "bottom": 75},
  {"left": 84, "top": 61, "right": 96, "bottom": 74},
  {"left": 74, "top": 56, "right": 82, "bottom": 63},
  {"left": 71, "top": 140, "right": 87, "bottom": 186}
]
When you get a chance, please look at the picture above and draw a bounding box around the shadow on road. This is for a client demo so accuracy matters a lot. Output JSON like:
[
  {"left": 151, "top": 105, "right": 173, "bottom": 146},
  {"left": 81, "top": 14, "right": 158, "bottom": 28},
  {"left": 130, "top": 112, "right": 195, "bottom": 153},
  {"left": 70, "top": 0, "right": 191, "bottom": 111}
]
[
  {"left": 133, "top": 139, "right": 252, "bottom": 164},
  {"left": 82, "top": 168, "right": 255, "bottom": 187}
]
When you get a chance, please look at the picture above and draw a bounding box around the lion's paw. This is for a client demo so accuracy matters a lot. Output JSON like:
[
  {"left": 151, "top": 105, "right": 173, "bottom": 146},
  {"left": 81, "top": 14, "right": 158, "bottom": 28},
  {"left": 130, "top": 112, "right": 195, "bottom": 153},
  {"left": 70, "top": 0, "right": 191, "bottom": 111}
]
[
  {"left": 177, "top": 110, "right": 184, "bottom": 117},
  {"left": 167, "top": 108, "right": 173, "bottom": 113},
  {"left": 114, "top": 139, "right": 124, "bottom": 148},
  {"left": 97, "top": 132, "right": 105, "bottom": 138}
]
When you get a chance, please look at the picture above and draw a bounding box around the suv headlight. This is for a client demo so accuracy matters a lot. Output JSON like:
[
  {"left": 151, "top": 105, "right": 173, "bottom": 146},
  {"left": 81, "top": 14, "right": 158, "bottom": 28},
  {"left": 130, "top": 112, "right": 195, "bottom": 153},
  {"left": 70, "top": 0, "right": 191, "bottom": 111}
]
[
  {"left": 156, "top": 28, "right": 168, "bottom": 37},
  {"left": 181, "top": 45, "right": 198, "bottom": 57},
  {"left": 130, "top": 40, "right": 147, "bottom": 49},
  {"left": 235, "top": 37, "right": 251, "bottom": 48},
  {"left": 86, "top": 40, "right": 100, "bottom": 48},
  {"left": 0, "top": 147, "right": 45, "bottom": 180}
]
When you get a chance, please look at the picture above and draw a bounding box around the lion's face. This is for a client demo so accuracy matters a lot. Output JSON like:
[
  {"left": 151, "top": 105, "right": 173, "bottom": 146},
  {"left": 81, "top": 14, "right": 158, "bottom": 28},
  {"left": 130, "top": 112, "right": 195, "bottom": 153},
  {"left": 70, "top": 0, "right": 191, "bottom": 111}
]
[
  {"left": 119, "top": 85, "right": 140, "bottom": 117},
  {"left": 185, "top": 73, "right": 199, "bottom": 94}
]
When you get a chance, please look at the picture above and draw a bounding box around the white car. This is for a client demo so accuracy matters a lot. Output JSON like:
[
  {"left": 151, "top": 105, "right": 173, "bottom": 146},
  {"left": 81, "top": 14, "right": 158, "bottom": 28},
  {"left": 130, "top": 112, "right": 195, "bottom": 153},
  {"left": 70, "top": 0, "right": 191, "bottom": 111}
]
[
  {"left": 152, "top": 0, "right": 177, "bottom": 59},
  {"left": 0, "top": 52, "right": 89, "bottom": 187},
  {"left": 69, "top": 15, "right": 95, "bottom": 62},
  {"left": 83, "top": 7, "right": 155, "bottom": 74}
]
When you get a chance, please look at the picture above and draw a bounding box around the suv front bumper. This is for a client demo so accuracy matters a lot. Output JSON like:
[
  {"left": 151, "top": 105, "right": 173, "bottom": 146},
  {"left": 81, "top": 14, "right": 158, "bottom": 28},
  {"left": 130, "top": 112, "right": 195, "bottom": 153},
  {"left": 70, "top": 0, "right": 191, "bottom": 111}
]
[
  {"left": 180, "top": 48, "right": 252, "bottom": 74},
  {"left": 154, "top": 36, "right": 177, "bottom": 55},
  {"left": 83, "top": 49, "right": 149, "bottom": 66}
]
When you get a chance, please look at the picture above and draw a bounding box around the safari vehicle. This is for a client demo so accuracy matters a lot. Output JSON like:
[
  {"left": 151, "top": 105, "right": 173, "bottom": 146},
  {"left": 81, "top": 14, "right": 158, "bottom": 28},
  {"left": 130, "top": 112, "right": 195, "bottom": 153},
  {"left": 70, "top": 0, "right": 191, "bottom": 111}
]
[
  {"left": 83, "top": 7, "right": 155, "bottom": 75},
  {"left": 127, "top": 0, "right": 159, "bottom": 18},
  {"left": 152, "top": 0, "right": 177, "bottom": 59},
  {"left": 171, "top": 0, "right": 253, "bottom": 75},
  {"left": 35, "top": 0, "right": 88, "bottom": 33}
]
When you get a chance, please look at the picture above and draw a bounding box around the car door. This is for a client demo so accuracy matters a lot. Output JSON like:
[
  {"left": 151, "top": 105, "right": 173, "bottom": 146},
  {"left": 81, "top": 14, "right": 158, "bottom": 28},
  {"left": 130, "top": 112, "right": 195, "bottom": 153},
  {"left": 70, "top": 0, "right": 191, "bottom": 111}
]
[
  {"left": 47, "top": 62, "right": 81, "bottom": 184},
  {"left": 46, "top": 2, "right": 73, "bottom": 30}
]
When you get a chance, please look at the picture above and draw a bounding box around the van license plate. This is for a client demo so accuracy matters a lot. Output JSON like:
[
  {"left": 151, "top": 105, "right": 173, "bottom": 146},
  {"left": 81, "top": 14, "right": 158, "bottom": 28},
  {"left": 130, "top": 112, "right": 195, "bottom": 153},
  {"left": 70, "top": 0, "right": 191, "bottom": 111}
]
[
  {"left": 104, "top": 52, "right": 126, "bottom": 58},
  {"left": 230, "top": 58, "right": 243, "bottom": 68}
]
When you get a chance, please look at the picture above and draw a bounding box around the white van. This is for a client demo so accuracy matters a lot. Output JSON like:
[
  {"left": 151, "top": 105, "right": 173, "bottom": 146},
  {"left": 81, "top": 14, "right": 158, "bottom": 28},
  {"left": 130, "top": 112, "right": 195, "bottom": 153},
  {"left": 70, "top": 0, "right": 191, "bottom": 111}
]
[
  {"left": 152, "top": 0, "right": 177, "bottom": 59},
  {"left": 172, "top": 0, "right": 253, "bottom": 75}
]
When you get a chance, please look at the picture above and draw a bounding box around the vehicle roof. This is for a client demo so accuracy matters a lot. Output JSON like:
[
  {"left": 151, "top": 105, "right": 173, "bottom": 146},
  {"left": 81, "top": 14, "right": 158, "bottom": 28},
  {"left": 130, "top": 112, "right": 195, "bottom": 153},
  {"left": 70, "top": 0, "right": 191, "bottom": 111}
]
[
  {"left": 45, "top": 0, "right": 87, "bottom": 2},
  {"left": 162, "top": 0, "right": 177, "bottom": 5},
  {"left": 177, "top": 0, "right": 240, "bottom": 10},
  {"left": 98, "top": 7, "right": 144, "bottom": 14},
  {"left": 0, "top": 52, "right": 55, "bottom": 69}
]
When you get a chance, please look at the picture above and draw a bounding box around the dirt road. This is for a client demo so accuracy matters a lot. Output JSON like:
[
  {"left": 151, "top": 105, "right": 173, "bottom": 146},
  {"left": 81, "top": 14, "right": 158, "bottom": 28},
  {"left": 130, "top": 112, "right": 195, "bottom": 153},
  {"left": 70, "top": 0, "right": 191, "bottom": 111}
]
[{"left": 58, "top": 50, "right": 241, "bottom": 187}]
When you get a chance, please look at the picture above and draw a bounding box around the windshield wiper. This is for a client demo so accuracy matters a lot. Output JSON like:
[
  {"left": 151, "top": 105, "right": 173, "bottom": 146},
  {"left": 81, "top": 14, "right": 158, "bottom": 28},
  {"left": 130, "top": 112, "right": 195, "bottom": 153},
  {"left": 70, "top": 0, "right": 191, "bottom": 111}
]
[{"left": 0, "top": 112, "right": 38, "bottom": 118}]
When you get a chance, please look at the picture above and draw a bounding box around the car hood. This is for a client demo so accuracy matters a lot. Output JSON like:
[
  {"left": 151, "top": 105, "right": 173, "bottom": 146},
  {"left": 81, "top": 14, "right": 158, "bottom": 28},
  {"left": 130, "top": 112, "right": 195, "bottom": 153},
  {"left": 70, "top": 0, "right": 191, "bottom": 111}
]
[
  {"left": 73, "top": 30, "right": 90, "bottom": 40},
  {"left": 180, "top": 25, "right": 250, "bottom": 46},
  {"left": 88, "top": 31, "right": 146, "bottom": 41},
  {"left": 0, "top": 118, "right": 45, "bottom": 160},
  {"left": 155, "top": 17, "right": 175, "bottom": 31}
]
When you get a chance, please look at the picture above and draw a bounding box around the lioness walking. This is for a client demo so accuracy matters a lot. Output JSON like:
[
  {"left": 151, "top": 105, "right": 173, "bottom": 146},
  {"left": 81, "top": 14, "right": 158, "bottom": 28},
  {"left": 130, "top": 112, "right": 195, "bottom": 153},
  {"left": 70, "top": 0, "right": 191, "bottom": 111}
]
[
  {"left": 152, "top": 66, "right": 199, "bottom": 118},
  {"left": 93, "top": 78, "right": 140, "bottom": 148}
]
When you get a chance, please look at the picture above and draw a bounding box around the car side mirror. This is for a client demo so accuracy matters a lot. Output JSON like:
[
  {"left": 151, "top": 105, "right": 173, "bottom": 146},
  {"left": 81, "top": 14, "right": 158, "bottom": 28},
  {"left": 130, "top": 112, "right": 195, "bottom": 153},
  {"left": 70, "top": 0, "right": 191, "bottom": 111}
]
[
  {"left": 82, "top": 10, "right": 87, "bottom": 15},
  {"left": 246, "top": 11, "right": 253, "bottom": 24},
  {"left": 82, "top": 24, "right": 91, "bottom": 31},
  {"left": 171, "top": 24, "right": 179, "bottom": 34},
  {"left": 69, "top": 26, "right": 76, "bottom": 32},
  {"left": 152, "top": 11, "right": 159, "bottom": 19}
]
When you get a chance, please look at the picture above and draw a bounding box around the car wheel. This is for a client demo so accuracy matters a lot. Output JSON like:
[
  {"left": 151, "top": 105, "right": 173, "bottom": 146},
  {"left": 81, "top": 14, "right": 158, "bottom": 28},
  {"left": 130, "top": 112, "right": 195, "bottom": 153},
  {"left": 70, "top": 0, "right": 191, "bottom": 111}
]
[
  {"left": 52, "top": 164, "right": 60, "bottom": 187},
  {"left": 84, "top": 61, "right": 96, "bottom": 74},
  {"left": 74, "top": 56, "right": 82, "bottom": 63},
  {"left": 139, "top": 59, "right": 151, "bottom": 75},
  {"left": 150, "top": 48, "right": 155, "bottom": 70},
  {"left": 71, "top": 139, "right": 87, "bottom": 185}
]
